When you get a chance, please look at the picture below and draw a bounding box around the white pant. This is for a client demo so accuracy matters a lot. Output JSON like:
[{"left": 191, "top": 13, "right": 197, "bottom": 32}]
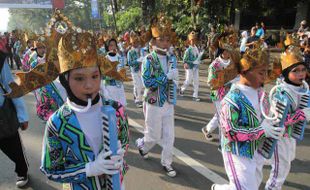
[
  {"left": 101, "top": 83, "right": 127, "bottom": 106},
  {"left": 131, "top": 72, "right": 144, "bottom": 103},
  {"left": 265, "top": 137, "right": 296, "bottom": 190},
  {"left": 137, "top": 102, "right": 175, "bottom": 166},
  {"left": 214, "top": 150, "right": 265, "bottom": 190},
  {"left": 205, "top": 101, "right": 220, "bottom": 133},
  {"left": 181, "top": 68, "right": 199, "bottom": 98}
]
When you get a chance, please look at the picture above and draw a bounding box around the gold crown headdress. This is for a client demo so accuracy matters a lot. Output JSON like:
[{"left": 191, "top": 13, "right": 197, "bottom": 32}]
[
  {"left": 284, "top": 33, "right": 299, "bottom": 47},
  {"left": 58, "top": 32, "right": 97, "bottom": 73},
  {"left": 208, "top": 49, "right": 241, "bottom": 90},
  {"left": 151, "top": 13, "right": 174, "bottom": 39},
  {"left": 281, "top": 45, "right": 304, "bottom": 71},
  {"left": 239, "top": 48, "right": 269, "bottom": 72},
  {"left": 129, "top": 31, "right": 140, "bottom": 44}
]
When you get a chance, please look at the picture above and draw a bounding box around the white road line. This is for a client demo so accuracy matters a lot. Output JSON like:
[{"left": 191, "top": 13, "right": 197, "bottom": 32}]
[{"left": 128, "top": 118, "right": 228, "bottom": 184}]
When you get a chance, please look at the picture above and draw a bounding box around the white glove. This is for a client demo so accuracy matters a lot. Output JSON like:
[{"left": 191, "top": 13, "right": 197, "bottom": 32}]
[
  {"left": 261, "top": 119, "right": 285, "bottom": 140},
  {"left": 85, "top": 150, "right": 122, "bottom": 177},
  {"left": 166, "top": 69, "right": 178, "bottom": 80},
  {"left": 302, "top": 107, "right": 310, "bottom": 122}
]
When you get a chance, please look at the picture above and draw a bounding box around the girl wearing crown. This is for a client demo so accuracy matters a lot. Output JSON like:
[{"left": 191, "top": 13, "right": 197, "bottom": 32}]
[
  {"left": 101, "top": 37, "right": 129, "bottom": 107},
  {"left": 135, "top": 14, "right": 179, "bottom": 177},
  {"left": 179, "top": 31, "right": 202, "bottom": 102},
  {"left": 264, "top": 46, "right": 310, "bottom": 189},
  {"left": 40, "top": 32, "right": 129, "bottom": 190},
  {"left": 202, "top": 40, "right": 239, "bottom": 141},
  {"left": 212, "top": 49, "right": 285, "bottom": 190},
  {"left": 127, "top": 31, "right": 144, "bottom": 108}
]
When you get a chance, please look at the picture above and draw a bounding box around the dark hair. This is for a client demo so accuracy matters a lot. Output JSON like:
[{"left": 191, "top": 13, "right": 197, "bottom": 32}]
[{"left": 105, "top": 38, "right": 118, "bottom": 52}]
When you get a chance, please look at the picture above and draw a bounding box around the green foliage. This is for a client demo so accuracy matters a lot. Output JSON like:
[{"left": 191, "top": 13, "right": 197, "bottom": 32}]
[{"left": 115, "top": 7, "right": 143, "bottom": 33}]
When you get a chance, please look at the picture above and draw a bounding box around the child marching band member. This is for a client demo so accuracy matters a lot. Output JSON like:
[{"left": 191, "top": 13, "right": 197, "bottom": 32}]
[
  {"left": 135, "top": 14, "right": 179, "bottom": 177},
  {"left": 40, "top": 32, "right": 129, "bottom": 190},
  {"left": 101, "top": 38, "right": 128, "bottom": 106},
  {"left": 202, "top": 37, "right": 240, "bottom": 141},
  {"left": 127, "top": 31, "right": 144, "bottom": 108},
  {"left": 180, "top": 31, "right": 203, "bottom": 102},
  {"left": 264, "top": 46, "right": 310, "bottom": 189},
  {"left": 212, "top": 48, "right": 285, "bottom": 190}
]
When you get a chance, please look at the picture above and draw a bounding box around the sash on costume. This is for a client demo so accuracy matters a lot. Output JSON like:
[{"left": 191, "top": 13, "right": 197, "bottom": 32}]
[{"left": 102, "top": 105, "right": 121, "bottom": 190}]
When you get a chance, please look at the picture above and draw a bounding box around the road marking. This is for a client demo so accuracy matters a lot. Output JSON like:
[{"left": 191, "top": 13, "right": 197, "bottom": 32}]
[{"left": 128, "top": 118, "right": 228, "bottom": 184}]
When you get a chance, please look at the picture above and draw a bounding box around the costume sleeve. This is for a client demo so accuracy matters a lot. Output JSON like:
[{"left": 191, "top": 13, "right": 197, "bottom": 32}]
[
  {"left": 127, "top": 51, "right": 139, "bottom": 68},
  {"left": 34, "top": 86, "right": 59, "bottom": 121},
  {"left": 183, "top": 48, "right": 194, "bottom": 65},
  {"left": 141, "top": 57, "right": 167, "bottom": 88},
  {"left": 1, "top": 61, "right": 29, "bottom": 123},
  {"left": 220, "top": 99, "right": 265, "bottom": 142},
  {"left": 40, "top": 117, "right": 88, "bottom": 183},
  {"left": 207, "top": 61, "right": 216, "bottom": 85}
]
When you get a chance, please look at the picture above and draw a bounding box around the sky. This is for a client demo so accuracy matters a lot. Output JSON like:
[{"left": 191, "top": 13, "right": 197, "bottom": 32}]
[{"left": 0, "top": 8, "right": 9, "bottom": 32}]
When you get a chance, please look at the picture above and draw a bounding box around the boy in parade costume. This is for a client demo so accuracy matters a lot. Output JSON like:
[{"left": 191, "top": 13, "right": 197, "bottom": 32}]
[
  {"left": 39, "top": 31, "right": 130, "bottom": 190},
  {"left": 21, "top": 32, "right": 36, "bottom": 71},
  {"left": 264, "top": 46, "right": 310, "bottom": 190},
  {"left": 212, "top": 48, "right": 285, "bottom": 190},
  {"left": 135, "top": 14, "right": 179, "bottom": 177},
  {"left": 101, "top": 37, "right": 130, "bottom": 107},
  {"left": 202, "top": 34, "right": 240, "bottom": 141},
  {"left": 127, "top": 31, "right": 144, "bottom": 108},
  {"left": 180, "top": 31, "right": 203, "bottom": 102}
]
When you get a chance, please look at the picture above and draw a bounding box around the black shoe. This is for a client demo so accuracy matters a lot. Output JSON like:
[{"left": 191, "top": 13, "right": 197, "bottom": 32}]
[
  {"left": 179, "top": 89, "right": 184, "bottom": 96},
  {"left": 16, "top": 175, "right": 28, "bottom": 188}
]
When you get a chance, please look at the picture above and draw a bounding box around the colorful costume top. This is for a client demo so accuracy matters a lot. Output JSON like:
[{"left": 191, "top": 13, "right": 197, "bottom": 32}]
[
  {"left": 29, "top": 51, "right": 46, "bottom": 69},
  {"left": 273, "top": 79, "right": 307, "bottom": 137},
  {"left": 142, "top": 51, "right": 177, "bottom": 107},
  {"left": 207, "top": 56, "right": 233, "bottom": 102},
  {"left": 220, "top": 85, "right": 268, "bottom": 158},
  {"left": 183, "top": 45, "right": 199, "bottom": 69},
  {"left": 40, "top": 98, "right": 130, "bottom": 190},
  {"left": 127, "top": 48, "right": 141, "bottom": 73}
]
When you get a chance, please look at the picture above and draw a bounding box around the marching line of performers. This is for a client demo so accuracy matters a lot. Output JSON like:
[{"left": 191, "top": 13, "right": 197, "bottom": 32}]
[{"left": 0, "top": 10, "right": 309, "bottom": 190}]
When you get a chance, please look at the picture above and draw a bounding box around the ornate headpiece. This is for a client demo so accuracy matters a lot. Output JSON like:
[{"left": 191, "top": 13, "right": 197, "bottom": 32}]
[
  {"left": 284, "top": 33, "right": 299, "bottom": 47},
  {"left": 58, "top": 32, "right": 97, "bottom": 73},
  {"left": 218, "top": 31, "right": 238, "bottom": 49},
  {"left": 281, "top": 46, "right": 304, "bottom": 71},
  {"left": 129, "top": 31, "right": 140, "bottom": 44},
  {"left": 239, "top": 48, "right": 269, "bottom": 72},
  {"left": 188, "top": 31, "right": 198, "bottom": 41},
  {"left": 208, "top": 49, "right": 241, "bottom": 90},
  {"left": 151, "top": 14, "right": 174, "bottom": 39},
  {"left": 24, "top": 31, "right": 37, "bottom": 42}
]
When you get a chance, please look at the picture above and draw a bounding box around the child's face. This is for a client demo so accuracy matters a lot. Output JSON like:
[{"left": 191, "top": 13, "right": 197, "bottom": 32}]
[
  {"left": 288, "top": 64, "right": 307, "bottom": 85},
  {"left": 155, "top": 36, "right": 171, "bottom": 50},
  {"left": 69, "top": 66, "right": 101, "bottom": 101},
  {"left": 222, "top": 50, "right": 231, "bottom": 60},
  {"left": 108, "top": 41, "right": 117, "bottom": 53},
  {"left": 243, "top": 64, "right": 267, "bottom": 89}
]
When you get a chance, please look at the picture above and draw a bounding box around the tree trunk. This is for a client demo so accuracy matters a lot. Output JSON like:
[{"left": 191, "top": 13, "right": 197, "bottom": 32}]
[
  {"left": 113, "top": 0, "right": 118, "bottom": 12},
  {"left": 229, "top": 0, "right": 235, "bottom": 25},
  {"left": 294, "top": 0, "right": 309, "bottom": 29}
]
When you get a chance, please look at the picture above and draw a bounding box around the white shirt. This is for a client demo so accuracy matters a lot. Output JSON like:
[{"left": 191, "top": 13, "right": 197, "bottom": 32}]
[
  {"left": 157, "top": 54, "right": 168, "bottom": 74},
  {"left": 236, "top": 83, "right": 261, "bottom": 120},
  {"left": 71, "top": 99, "right": 103, "bottom": 156}
]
